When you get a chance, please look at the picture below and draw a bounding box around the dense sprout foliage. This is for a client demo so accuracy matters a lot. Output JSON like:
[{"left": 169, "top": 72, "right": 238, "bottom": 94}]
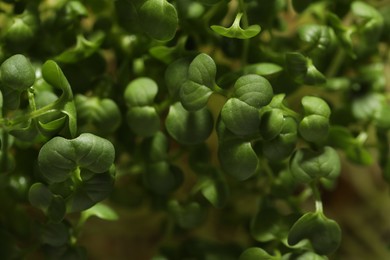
[{"left": 0, "top": 0, "right": 389, "bottom": 259}]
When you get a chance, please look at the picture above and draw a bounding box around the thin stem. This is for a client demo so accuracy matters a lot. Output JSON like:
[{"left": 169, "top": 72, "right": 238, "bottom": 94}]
[
  {"left": 1, "top": 130, "right": 9, "bottom": 173},
  {"left": 325, "top": 47, "right": 346, "bottom": 78},
  {"left": 311, "top": 183, "right": 323, "bottom": 213},
  {"left": 237, "top": 0, "right": 250, "bottom": 66}
]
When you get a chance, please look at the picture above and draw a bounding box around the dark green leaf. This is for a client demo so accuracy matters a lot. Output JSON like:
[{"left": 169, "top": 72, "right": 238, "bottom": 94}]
[
  {"left": 143, "top": 162, "right": 183, "bottom": 195},
  {"left": 259, "top": 109, "right": 284, "bottom": 141},
  {"left": 141, "top": 132, "right": 169, "bottom": 162},
  {"left": 41, "top": 60, "right": 77, "bottom": 137},
  {"left": 288, "top": 212, "right": 341, "bottom": 255},
  {"left": 221, "top": 98, "right": 260, "bottom": 136},
  {"left": 127, "top": 106, "right": 160, "bottom": 137},
  {"left": 70, "top": 169, "right": 115, "bottom": 212},
  {"left": 219, "top": 139, "right": 258, "bottom": 180},
  {"left": 233, "top": 74, "right": 273, "bottom": 109},
  {"left": 55, "top": 32, "right": 105, "bottom": 63},
  {"left": 289, "top": 146, "right": 340, "bottom": 183},
  {"left": 40, "top": 222, "right": 69, "bottom": 247},
  {"left": 180, "top": 54, "right": 216, "bottom": 111},
  {"left": 165, "top": 58, "right": 191, "bottom": 99},
  {"left": 38, "top": 133, "right": 115, "bottom": 183},
  {"left": 168, "top": 200, "right": 205, "bottom": 229},
  {"left": 165, "top": 102, "right": 213, "bottom": 145},
  {"left": 298, "top": 24, "right": 332, "bottom": 53}
]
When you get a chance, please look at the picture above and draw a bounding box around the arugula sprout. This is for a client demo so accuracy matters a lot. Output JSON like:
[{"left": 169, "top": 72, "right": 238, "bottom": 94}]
[{"left": 0, "top": 0, "right": 389, "bottom": 259}]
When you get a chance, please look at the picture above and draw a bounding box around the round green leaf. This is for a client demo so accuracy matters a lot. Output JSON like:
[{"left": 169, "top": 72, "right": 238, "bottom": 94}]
[
  {"left": 289, "top": 146, "right": 341, "bottom": 183},
  {"left": 82, "top": 203, "right": 119, "bottom": 221},
  {"left": 124, "top": 77, "right": 158, "bottom": 107},
  {"left": 127, "top": 106, "right": 161, "bottom": 137},
  {"left": 233, "top": 74, "right": 273, "bottom": 109},
  {"left": 165, "top": 58, "right": 191, "bottom": 99},
  {"left": 38, "top": 133, "right": 115, "bottom": 183},
  {"left": 180, "top": 80, "right": 213, "bottom": 111},
  {"left": 141, "top": 132, "right": 169, "bottom": 162},
  {"left": 261, "top": 117, "right": 298, "bottom": 161},
  {"left": 168, "top": 200, "right": 205, "bottom": 229},
  {"left": 143, "top": 162, "right": 183, "bottom": 195},
  {"left": 299, "top": 115, "right": 329, "bottom": 143},
  {"left": 40, "top": 222, "right": 69, "bottom": 247},
  {"left": 188, "top": 53, "right": 216, "bottom": 88},
  {"left": 259, "top": 109, "right": 284, "bottom": 141},
  {"left": 288, "top": 212, "right": 341, "bottom": 255},
  {"left": 180, "top": 53, "right": 216, "bottom": 111},
  {"left": 138, "top": 0, "right": 178, "bottom": 41},
  {"left": 69, "top": 169, "right": 115, "bottom": 212},
  {"left": 301, "top": 96, "right": 331, "bottom": 118},
  {"left": 245, "top": 63, "right": 283, "bottom": 77},
  {"left": 221, "top": 98, "right": 260, "bottom": 136},
  {"left": 219, "top": 140, "right": 259, "bottom": 180},
  {"left": 239, "top": 247, "right": 274, "bottom": 260},
  {"left": 0, "top": 54, "right": 35, "bottom": 91},
  {"left": 75, "top": 95, "right": 122, "bottom": 134},
  {"left": 165, "top": 102, "right": 213, "bottom": 145},
  {"left": 298, "top": 24, "right": 332, "bottom": 53}
]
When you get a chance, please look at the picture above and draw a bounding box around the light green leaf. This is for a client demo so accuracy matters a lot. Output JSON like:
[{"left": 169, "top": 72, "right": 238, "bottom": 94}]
[
  {"left": 245, "top": 63, "right": 283, "bottom": 77},
  {"left": 211, "top": 13, "right": 261, "bottom": 39},
  {"left": 239, "top": 247, "right": 275, "bottom": 260},
  {"left": 299, "top": 115, "right": 329, "bottom": 143},
  {"left": 301, "top": 96, "right": 331, "bottom": 118},
  {"left": 0, "top": 54, "right": 35, "bottom": 91},
  {"left": 138, "top": 0, "right": 178, "bottom": 41},
  {"left": 81, "top": 203, "right": 118, "bottom": 222},
  {"left": 124, "top": 77, "right": 158, "bottom": 107}
]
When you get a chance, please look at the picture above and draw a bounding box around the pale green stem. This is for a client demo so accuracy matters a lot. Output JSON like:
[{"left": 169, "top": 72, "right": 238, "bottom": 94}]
[{"left": 311, "top": 183, "right": 323, "bottom": 213}]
